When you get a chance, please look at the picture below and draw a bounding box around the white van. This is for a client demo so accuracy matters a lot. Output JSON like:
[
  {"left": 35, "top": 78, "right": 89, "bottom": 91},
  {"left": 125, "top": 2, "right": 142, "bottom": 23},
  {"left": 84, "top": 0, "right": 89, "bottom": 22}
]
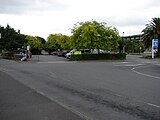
[{"left": 65, "top": 49, "right": 76, "bottom": 58}]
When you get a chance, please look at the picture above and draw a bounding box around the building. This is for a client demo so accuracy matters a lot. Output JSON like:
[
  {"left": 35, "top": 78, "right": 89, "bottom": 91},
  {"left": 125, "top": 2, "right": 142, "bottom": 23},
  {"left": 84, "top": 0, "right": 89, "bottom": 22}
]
[{"left": 123, "top": 34, "right": 143, "bottom": 41}]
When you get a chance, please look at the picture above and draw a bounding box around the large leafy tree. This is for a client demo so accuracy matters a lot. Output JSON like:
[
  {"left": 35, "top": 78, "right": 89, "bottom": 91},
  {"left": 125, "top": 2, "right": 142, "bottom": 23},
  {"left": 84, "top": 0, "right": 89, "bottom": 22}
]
[
  {"left": 44, "top": 34, "right": 61, "bottom": 53},
  {"left": 25, "top": 35, "right": 42, "bottom": 54},
  {"left": 36, "top": 36, "right": 46, "bottom": 44},
  {"left": 0, "top": 25, "right": 25, "bottom": 51},
  {"left": 44, "top": 34, "right": 71, "bottom": 52},
  {"left": 53, "top": 34, "right": 71, "bottom": 50},
  {"left": 125, "top": 40, "right": 145, "bottom": 53},
  {"left": 142, "top": 17, "right": 160, "bottom": 55},
  {"left": 71, "top": 21, "right": 119, "bottom": 51}
]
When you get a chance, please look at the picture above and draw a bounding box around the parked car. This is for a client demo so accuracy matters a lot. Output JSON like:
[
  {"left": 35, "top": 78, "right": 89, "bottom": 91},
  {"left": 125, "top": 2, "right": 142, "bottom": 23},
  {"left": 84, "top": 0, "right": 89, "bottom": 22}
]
[
  {"left": 92, "top": 49, "right": 106, "bottom": 54},
  {"left": 65, "top": 49, "right": 76, "bottom": 58},
  {"left": 81, "top": 49, "right": 91, "bottom": 54},
  {"left": 57, "top": 51, "right": 68, "bottom": 57},
  {"left": 50, "top": 51, "right": 57, "bottom": 55},
  {"left": 65, "top": 49, "right": 91, "bottom": 58}
]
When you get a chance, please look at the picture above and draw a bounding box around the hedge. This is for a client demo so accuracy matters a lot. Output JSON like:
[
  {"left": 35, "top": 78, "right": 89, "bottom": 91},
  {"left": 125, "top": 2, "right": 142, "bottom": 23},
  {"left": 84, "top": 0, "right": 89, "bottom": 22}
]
[
  {"left": 1, "top": 51, "right": 21, "bottom": 60},
  {"left": 70, "top": 53, "right": 126, "bottom": 61}
]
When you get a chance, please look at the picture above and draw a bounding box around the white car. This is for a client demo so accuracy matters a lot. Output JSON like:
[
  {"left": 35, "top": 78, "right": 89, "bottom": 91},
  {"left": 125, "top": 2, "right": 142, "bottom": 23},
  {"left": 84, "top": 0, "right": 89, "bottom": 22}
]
[{"left": 65, "top": 49, "right": 76, "bottom": 58}]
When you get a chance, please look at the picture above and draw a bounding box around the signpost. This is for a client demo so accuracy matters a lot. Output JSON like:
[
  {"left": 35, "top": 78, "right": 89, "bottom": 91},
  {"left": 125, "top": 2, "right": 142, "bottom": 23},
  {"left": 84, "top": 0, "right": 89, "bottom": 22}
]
[
  {"left": 153, "top": 39, "right": 158, "bottom": 49},
  {"left": 152, "top": 39, "right": 158, "bottom": 58}
]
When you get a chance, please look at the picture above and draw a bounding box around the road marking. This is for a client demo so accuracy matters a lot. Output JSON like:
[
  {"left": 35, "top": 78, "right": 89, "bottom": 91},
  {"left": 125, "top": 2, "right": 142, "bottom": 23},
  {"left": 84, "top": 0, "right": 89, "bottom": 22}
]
[
  {"left": 37, "top": 61, "right": 77, "bottom": 64},
  {"left": 132, "top": 67, "right": 160, "bottom": 80},
  {"left": 114, "top": 64, "right": 143, "bottom": 67},
  {"left": 119, "top": 62, "right": 129, "bottom": 63},
  {"left": 0, "top": 67, "right": 6, "bottom": 72},
  {"left": 38, "top": 61, "right": 71, "bottom": 63},
  {"left": 50, "top": 72, "right": 57, "bottom": 78},
  {"left": 33, "top": 90, "right": 93, "bottom": 120},
  {"left": 147, "top": 103, "right": 160, "bottom": 108}
]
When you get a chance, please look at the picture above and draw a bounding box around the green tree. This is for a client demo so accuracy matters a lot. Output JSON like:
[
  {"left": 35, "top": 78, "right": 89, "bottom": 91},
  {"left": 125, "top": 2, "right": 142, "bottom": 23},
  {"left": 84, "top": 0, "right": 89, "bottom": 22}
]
[
  {"left": 44, "top": 34, "right": 71, "bottom": 53},
  {"left": 142, "top": 17, "right": 160, "bottom": 56},
  {"left": 125, "top": 40, "right": 145, "bottom": 53},
  {"left": 35, "top": 36, "right": 46, "bottom": 50},
  {"left": 36, "top": 36, "right": 46, "bottom": 44},
  {"left": 71, "top": 21, "right": 119, "bottom": 52},
  {"left": 25, "top": 35, "right": 42, "bottom": 54},
  {"left": 0, "top": 25, "right": 24, "bottom": 51},
  {"left": 44, "top": 34, "right": 60, "bottom": 53},
  {"left": 53, "top": 34, "right": 71, "bottom": 50}
]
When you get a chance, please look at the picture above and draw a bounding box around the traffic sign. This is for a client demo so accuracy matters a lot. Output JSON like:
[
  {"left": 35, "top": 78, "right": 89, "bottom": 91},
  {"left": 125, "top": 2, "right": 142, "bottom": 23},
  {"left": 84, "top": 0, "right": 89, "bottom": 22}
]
[
  {"left": 152, "top": 39, "right": 159, "bottom": 58},
  {"left": 153, "top": 39, "right": 158, "bottom": 49}
]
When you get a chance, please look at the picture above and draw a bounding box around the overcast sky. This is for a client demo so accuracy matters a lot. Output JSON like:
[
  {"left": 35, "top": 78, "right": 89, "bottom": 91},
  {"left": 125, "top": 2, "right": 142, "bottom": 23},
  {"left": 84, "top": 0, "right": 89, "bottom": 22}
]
[{"left": 0, "top": 0, "right": 160, "bottom": 39}]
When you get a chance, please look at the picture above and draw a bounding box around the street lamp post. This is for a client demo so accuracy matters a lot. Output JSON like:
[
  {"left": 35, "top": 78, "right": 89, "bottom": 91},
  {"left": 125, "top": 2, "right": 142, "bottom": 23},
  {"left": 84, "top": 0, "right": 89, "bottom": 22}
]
[
  {"left": 122, "top": 32, "right": 125, "bottom": 53},
  {"left": 0, "top": 33, "right": 2, "bottom": 54},
  {"left": 0, "top": 33, "right": 1, "bottom": 51}
]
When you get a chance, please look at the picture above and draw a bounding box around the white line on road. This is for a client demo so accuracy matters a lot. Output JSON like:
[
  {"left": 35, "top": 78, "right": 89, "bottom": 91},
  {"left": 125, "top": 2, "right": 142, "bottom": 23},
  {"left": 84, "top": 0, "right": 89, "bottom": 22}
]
[
  {"left": 50, "top": 72, "right": 58, "bottom": 78},
  {"left": 119, "top": 62, "right": 129, "bottom": 63},
  {"left": 0, "top": 67, "right": 6, "bottom": 72},
  {"left": 33, "top": 90, "right": 93, "bottom": 120},
  {"left": 131, "top": 67, "right": 160, "bottom": 80},
  {"left": 114, "top": 64, "right": 144, "bottom": 67},
  {"left": 37, "top": 61, "right": 78, "bottom": 64},
  {"left": 37, "top": 61, "right": 72, "bottom": 64},
  {"left": 147, "top": 103, "right": 160, "bottom": 108}
]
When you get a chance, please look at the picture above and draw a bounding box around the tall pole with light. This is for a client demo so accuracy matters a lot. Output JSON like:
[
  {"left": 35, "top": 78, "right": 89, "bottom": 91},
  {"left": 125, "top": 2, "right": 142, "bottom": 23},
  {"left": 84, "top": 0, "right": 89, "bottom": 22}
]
[
  {"left": 0, "top": 33, "right": 1, "bottom": 51},
  {"left": 122, "top": 32, "right": 125, "bottom": 53}
]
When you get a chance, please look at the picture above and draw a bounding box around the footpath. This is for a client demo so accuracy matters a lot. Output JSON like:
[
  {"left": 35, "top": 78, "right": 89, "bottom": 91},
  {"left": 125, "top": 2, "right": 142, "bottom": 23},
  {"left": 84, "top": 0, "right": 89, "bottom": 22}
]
[{"left": 0, "top": 71, "right": 84, "bottom": 120}]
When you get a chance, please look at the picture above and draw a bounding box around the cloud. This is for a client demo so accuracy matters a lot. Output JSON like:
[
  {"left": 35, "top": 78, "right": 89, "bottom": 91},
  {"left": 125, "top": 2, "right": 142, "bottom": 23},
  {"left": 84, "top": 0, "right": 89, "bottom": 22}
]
[
  {"left": 148, "top": 0, "right": 160, "bottom": 7},
  {"left": 0, "top": 0, "right": 160, "bottom": 38},
  {"left": 0, "top": 0, "right": 69, "bottom": 15}
]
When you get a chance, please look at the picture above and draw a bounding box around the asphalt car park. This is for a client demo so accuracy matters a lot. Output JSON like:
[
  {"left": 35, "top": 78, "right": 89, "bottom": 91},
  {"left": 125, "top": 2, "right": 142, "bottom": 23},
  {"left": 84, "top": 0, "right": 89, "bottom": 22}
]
[{"left": 0, "top": 55, "right": 160, "bottom": 120}]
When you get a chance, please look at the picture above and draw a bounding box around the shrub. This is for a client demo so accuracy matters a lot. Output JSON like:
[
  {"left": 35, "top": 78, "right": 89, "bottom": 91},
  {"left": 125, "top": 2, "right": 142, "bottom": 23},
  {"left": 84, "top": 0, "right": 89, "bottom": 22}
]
[
  {"left": 1, "top": 51, "right": 14, "bottom": 57},
  {"left": 70, "top": 53, "right": 126, "bottom": 61},
  {"left": 1, "top": 50, "right": 21, "bottom": 60}
]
